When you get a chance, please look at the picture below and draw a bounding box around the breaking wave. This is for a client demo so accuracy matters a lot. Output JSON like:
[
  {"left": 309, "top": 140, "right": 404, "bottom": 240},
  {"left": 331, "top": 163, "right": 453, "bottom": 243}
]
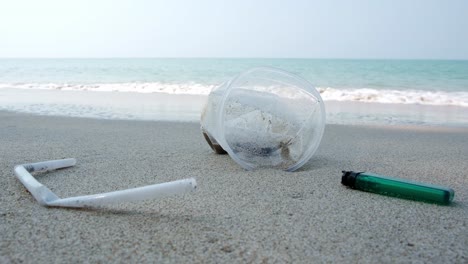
[
  {"left": 1, "top": 82, "right": 467, "bottom": 107},
  {"left": 317, "top": 87, "right": 468, "bottom": 107}
]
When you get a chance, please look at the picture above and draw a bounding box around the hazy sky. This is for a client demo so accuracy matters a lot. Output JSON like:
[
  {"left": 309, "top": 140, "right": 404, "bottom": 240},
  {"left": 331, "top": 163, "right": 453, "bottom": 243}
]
[{"left": 1, "top": 0, "right": 467, "bottom": 59}]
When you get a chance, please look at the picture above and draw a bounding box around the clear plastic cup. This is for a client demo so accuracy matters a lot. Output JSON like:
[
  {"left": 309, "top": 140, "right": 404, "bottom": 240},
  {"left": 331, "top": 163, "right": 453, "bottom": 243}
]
[{"left": 201, "top": 67, "right": 325, "bottom": 171}]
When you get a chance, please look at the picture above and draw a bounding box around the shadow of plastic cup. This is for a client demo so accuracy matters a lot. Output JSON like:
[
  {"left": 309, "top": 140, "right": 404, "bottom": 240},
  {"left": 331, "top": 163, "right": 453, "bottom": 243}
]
[{"left": 201, "top": 67, "right": 325, "bottom": 171}]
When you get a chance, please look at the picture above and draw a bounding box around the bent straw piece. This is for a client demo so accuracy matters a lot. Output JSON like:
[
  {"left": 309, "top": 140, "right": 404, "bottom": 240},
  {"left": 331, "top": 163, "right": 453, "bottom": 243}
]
[
  {"left": 47, "top": 178, "right": 197, "bottom": 208},
  {"left": 14, "top": 165, "right": 60, "bottom": 206},
  {"left": 22, "top": 158, "right": 77, "bottom": 173},
  {"left": 14, "top": 158, "right": 197, "bottom": 208}
]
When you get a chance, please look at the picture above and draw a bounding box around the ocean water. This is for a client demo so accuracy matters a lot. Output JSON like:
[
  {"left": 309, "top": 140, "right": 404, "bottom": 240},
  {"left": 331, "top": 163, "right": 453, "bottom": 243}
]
[{"left": 0, "top": 58, "right": 467, "bottom": 126}]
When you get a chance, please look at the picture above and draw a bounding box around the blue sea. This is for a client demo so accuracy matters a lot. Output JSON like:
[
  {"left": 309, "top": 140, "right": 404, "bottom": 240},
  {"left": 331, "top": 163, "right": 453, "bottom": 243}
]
[{"left": 1, "top": 58, "right": 467, "bottom": 126}]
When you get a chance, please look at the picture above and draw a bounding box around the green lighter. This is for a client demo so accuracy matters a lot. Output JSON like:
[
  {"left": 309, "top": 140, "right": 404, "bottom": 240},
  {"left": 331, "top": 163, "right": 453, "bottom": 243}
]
[{"left": 341, "top": 171, "right": 455, "bottom": 205}]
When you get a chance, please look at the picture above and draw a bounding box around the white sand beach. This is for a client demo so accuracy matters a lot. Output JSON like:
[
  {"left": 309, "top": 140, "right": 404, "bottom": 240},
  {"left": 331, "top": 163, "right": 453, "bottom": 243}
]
[{"left": 1, "top": 111, "right": 467, "bottom": 263}]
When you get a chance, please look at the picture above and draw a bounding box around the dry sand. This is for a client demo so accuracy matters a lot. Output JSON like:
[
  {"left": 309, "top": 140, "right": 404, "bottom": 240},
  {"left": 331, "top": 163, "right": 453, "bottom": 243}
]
[{"left": 0, "top": 111, "right": 467, "bottom": 263}]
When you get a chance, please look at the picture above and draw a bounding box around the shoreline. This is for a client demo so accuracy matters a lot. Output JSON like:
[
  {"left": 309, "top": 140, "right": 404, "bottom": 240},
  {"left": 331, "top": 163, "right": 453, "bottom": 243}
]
[
  {"left": 1, "top": 111, "right": 467, "bottom": 262},
  {"left": 3, "top": 108, "right": 468, "bottom": 133},
  {"left": 1, "top": 87, "right": 467, "bottom": 127}
]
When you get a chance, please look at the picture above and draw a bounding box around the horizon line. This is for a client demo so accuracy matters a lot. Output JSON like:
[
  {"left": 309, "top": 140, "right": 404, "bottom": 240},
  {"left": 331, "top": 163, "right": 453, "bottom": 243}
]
[{"left": 0, "top": 56, "right": 468, "bottom": 61}]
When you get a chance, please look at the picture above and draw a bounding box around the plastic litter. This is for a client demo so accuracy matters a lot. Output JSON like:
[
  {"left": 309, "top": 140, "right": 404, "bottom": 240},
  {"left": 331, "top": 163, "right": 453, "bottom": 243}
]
[
  {"left": 14, "top": 158, "right": 197, "bottom": 208},
  {"left": 201, "top": 67, "right": 326, "bottom": 171},
  {"left": 342, "top": 171, "right": 454, "bottom": 205}
]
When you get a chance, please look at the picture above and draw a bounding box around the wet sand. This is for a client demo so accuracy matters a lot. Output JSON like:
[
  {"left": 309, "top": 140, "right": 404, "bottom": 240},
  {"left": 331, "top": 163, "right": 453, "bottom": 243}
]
[
  {"left": 1, "top": 88, "right": 467, "bottom": 127},
  {"left": 0, "top": 111, "right": 467, "bottom": 263}
]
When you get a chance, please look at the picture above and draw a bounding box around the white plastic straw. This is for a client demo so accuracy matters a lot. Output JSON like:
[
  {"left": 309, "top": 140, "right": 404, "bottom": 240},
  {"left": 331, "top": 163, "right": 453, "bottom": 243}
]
[{"left": 14, "top": 158, "right": 197, "bottom": 208}]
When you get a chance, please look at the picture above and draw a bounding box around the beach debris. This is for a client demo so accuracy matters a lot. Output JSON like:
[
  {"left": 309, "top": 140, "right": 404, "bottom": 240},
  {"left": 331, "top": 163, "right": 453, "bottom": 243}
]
[
  {"left": 341, "top": 171, "right": 454, "bottom": 205},
  {"left": 200, "top": 67, "right": 326, "bottom": 171},
  {"left": 14, "top": 158, "right": 197, "bottom": 208}
]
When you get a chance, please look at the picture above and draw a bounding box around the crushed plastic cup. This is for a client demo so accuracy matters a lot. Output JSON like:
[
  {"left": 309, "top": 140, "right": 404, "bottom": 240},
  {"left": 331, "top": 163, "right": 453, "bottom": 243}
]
[{"left": 201, "top": 67, "right": 326, "bottom": 171}]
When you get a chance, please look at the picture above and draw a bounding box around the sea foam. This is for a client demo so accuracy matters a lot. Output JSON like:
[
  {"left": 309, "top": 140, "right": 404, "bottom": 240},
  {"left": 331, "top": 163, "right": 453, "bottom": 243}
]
[
  {"left": 0, "top": 82, "right": 216, "bottom": 95},
  {"left": 317, "top": 87, "right": 468, "bottom": 107},
  {"left": 1, "top": 82, "right": 467, "bottom": 107}
]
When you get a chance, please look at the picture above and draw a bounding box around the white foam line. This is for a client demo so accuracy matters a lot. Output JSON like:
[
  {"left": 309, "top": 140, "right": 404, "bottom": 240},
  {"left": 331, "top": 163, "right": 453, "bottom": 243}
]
[
  {"left": 1, "top": 83, "right": 467, "bottom": 107},
  {"left": 0, "top": 82, "right": 216, "bottom": 95},
  {"left": 318, "top": 87, "right": 468, "bottom": 107}
]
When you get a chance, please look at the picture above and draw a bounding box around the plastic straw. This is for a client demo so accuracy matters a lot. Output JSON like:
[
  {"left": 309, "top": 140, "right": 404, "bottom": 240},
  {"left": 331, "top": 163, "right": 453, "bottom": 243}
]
[{"left": 14, "top": 158, "right": 197, "bottom": 208}]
